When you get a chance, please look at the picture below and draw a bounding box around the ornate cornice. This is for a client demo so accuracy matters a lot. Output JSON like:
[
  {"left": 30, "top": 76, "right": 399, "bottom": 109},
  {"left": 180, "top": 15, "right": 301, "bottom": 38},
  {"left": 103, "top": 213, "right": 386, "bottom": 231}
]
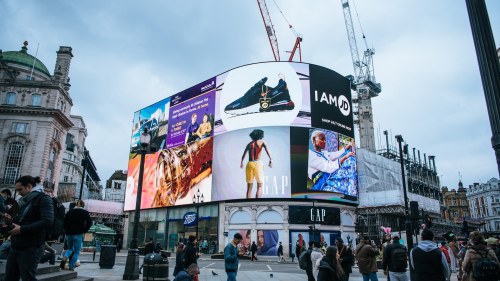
[{"left": 0, "top": 106, "right": 73, "bottom": 129}]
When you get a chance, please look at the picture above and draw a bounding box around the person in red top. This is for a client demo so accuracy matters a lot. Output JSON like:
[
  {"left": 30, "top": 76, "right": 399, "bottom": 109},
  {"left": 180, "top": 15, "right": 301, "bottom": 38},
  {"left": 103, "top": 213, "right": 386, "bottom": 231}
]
[
  {"left": 440, "top": 242, "right": 451, "bottom": 281},
  {"left": 240, "top": 129, "right": 272, "bottom": 199}
]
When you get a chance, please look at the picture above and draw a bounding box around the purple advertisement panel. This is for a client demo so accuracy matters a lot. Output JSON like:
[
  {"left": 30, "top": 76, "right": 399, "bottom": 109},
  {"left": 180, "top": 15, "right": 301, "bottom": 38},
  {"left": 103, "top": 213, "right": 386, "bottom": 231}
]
[{"left": 166, "top": 78, "right": 216, "bottom": 149}]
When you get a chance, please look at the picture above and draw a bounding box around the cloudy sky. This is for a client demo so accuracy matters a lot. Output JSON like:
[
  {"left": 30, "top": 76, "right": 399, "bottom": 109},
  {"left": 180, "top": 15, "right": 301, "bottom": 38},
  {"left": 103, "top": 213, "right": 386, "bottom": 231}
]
[{"left": 1, "top": 0, "right": 499, "bottom": 189}]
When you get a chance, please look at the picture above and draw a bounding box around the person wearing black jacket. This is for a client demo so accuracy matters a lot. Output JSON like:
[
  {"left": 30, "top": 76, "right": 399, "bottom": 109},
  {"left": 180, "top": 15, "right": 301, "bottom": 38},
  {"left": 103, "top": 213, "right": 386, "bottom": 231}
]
[
  {"left": 382, "top": 236, "right": 408, "bottom": 281},
  {"left": 336, "top": 238, "right": 353, "bottom": 281},
  {"left": 60, "top": 200, "right": 92, "bottom": 271},
  {"left": 173, "top": 243, "right": 186, "bottom": 277},
  {"left": 5, "top": 175, "right": 54, "bottom": 281},
  {"left": 251, "top": 241, "right": 258, "bottom": 261},
  {"left": 183, "top": 235, "right": 200, "bottom": 269}
]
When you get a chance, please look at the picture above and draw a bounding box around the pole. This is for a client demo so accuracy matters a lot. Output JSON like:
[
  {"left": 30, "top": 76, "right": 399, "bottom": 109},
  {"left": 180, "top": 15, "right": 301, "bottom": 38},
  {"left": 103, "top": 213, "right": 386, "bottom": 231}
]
[
  {"left": 123, "top": 147, "right": 147, "bottom": 280},
  {"left": 465, "top": 0, "right": 500, "bottom": 176},
  {"left": 395, "top": 135, "right": 414, "bottom": 251},
  {"left": 195, "top": 203, "right": 199, "bottom": 240},
  {"left": 312, "top": 201, "right": 316, "bottom": 241},
  {"left": 79, "top": 150, "right": 87, "bottom": 200}
]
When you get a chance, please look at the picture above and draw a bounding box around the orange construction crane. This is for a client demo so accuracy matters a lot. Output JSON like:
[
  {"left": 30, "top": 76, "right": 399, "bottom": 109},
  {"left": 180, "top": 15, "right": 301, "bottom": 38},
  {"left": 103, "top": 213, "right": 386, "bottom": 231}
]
[{"left": 256, "top": 0, "right": 302, "bottom": 62}]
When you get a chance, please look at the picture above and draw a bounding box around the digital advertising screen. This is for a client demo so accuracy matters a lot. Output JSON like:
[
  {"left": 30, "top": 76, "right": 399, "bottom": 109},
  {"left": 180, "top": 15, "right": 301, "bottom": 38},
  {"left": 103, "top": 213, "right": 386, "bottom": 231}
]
[{"left": 124, "top": 62, "right": 358, "bottom": 211}]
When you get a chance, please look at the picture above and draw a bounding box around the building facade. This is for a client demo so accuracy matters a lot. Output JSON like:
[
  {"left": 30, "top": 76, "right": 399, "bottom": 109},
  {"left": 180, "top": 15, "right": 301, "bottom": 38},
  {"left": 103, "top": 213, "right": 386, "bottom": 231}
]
[
  {"left": 105, "top": 170, "right": 127, "bottom": 202},
  {"left": 0, "top": 42, "right": 74, "bottom": 192},
  {"left": 467, "top": 178, "right": 500, "bottom": 234},
  {"left": 441, "top": 182, "right": 470, "bottom": 222},
  {"left": 0, "top": 41, "right": 100, "bottom": 199}
]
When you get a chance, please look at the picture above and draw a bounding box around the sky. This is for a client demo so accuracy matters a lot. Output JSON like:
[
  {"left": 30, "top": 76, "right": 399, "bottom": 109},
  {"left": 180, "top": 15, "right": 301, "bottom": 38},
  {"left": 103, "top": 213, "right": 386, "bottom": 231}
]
[{"left": 1, "top": 0, "right": 499, "bottom": 190}]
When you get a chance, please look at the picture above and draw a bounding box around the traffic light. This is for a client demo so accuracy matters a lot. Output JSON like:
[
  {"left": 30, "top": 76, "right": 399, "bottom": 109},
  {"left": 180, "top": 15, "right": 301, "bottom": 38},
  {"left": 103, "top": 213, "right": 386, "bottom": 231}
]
[{"left": 410, "top": 201, "right": 420, "bottom": 220}]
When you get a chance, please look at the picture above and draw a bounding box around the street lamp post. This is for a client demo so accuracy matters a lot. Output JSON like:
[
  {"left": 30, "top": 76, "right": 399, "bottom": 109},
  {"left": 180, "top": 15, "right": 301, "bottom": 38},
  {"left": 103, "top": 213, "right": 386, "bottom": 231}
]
[
  {"left": 79, "top": 149, "right": 88, "bottom": 200},
  {"left": 395, "top": 135, "right": 414, "bottom": 251},
  {"left": 123, "top": 129, "right": 151, "bottom": 280},
  {"left": 192, "top": 189, "right": 204, "bottom": 241}
]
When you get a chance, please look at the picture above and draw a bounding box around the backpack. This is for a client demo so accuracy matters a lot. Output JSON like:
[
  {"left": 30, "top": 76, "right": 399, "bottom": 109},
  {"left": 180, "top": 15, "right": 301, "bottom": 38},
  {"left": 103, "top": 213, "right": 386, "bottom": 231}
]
[
  {"left": 390, "top": 246, "right": 408, "bottom": 271},
  {"left": 33, "top": 193, "right": 65, "bottom": 241},
  {"left": 299, "top": 250, "right": 312, "bottom": 270},
  {"left": 472, "top": 250, "right": 500, "bottom": 281}
]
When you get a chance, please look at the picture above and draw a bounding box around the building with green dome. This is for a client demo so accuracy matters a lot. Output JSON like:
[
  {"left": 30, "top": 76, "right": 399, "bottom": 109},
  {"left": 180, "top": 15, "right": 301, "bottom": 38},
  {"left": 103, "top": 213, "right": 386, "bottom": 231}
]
[{"left": 0, "top": 41, "right": 101, "bottom": 201}]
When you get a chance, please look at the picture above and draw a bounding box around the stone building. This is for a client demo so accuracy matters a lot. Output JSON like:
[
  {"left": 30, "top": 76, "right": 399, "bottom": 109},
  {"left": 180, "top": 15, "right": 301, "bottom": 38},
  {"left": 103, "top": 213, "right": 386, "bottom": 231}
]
[
  {"left": 467, "top": 178, "right": 500, "bottom": 235},
  {"left": 0, "top": 41, "right": 100, "bottom": 198}
]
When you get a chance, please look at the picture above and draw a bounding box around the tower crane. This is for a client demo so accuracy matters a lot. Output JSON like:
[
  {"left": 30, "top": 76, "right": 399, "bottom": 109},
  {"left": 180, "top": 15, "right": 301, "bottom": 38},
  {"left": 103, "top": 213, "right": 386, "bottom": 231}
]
[
  {"left": 257, "top": 0, "right": 302, "bottom": 62},
  {"left": 341, "top": 0, "right": 381, "bottom": 152}
]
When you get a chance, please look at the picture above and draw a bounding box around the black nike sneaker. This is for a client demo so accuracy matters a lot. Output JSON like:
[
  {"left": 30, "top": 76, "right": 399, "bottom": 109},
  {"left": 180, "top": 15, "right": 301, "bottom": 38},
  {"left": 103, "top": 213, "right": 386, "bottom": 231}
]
[
  {"left": 259, "top": 79, "right": 295, "bottom": 112},
  {"left": 224, "top": 77, "right": 272, "bottom": 115}
]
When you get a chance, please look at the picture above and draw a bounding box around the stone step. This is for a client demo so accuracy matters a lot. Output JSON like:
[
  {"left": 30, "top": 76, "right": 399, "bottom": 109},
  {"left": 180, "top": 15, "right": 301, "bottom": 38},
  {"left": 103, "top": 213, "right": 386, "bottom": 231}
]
[
  {"left": 37, "top": 270, "right": 78, "bottom": 281},
  {"left": 68, "top": 276, "right": 94, "bottom": 281},
  {"left": 37, "top": 264, "right": 62, "bottom": 275}
]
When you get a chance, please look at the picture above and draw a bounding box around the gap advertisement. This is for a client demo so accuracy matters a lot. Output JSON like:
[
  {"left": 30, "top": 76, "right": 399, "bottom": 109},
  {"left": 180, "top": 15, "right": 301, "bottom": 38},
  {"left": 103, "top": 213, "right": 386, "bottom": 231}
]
[{"left": 124, "top": 62, "right": 357, "bottom": 211}]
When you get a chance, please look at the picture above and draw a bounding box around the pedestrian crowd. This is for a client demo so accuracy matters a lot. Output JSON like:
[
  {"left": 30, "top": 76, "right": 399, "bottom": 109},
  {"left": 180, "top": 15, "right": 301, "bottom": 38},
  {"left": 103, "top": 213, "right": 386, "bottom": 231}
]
[{"left": 0, "top": 175, "right": 93, "bottom": 281}]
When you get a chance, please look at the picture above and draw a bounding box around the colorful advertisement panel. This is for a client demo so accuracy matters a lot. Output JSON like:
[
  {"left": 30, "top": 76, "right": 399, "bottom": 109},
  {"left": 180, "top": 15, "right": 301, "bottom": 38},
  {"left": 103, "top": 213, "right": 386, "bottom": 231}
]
[
  {"left": 291, "top": 127, "right": 358, "bottom": 203},
  {"left": 212, "top": 127, "right": 291, "bottom": 200},
  {"left": 290, "top": 230, "right": 341, "bottom": 256},
  {"left": 228, "top": 229, "right": 284, "bottom": 256},
  {"left": 166, "top": 78, "right": 216, "bottom": 148},
  {"left": 130, "top": 98, "right": 170, "bottom": 153},
  {"left": 124, "top": 62, "right": 357, "bottom": 211}
]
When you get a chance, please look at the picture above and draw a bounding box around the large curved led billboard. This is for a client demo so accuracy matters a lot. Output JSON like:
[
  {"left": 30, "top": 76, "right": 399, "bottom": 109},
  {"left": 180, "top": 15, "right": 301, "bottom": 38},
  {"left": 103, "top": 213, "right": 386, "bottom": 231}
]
[{"left": 124, "top": 62, "right": 357, "bottom": 211}]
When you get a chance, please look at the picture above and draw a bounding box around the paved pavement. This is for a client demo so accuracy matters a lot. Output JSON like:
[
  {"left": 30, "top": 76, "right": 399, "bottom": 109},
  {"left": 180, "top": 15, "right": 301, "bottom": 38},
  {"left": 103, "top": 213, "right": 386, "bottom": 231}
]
[{"left": 75, "top": 252, "right": 457, "bottom": 281}]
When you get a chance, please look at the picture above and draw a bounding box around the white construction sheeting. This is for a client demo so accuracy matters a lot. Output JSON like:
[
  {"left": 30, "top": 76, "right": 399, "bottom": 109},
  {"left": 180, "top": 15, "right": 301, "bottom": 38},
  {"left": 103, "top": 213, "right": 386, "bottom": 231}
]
[{"left": 357, "top": 149, "right": 440, "bottom": 213}]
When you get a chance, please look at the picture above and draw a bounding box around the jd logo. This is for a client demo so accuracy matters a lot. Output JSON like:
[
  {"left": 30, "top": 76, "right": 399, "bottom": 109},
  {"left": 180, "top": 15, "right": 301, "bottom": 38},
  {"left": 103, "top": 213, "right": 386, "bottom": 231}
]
[
  {"left": 338, "top": 95, "right": 350, "bottom": 116},
  {"left": 314, "top": 91, "right": 351, "bottom": 116}
]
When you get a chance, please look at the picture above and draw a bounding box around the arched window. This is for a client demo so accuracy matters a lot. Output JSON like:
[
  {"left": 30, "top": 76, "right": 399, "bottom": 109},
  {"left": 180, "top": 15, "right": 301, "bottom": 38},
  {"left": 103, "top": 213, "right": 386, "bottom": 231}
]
[
  {"left": 256, "top": 210, "right": 282, "bottom": 224},
  {"left": 3, "top": 141, "right": 25, "bottom": 184},
  {"left": 32, "top": 94, "right": 41, "bottom": 106},
  {"left": 5, "top": 92, "right": 16, "bottom": 105}
]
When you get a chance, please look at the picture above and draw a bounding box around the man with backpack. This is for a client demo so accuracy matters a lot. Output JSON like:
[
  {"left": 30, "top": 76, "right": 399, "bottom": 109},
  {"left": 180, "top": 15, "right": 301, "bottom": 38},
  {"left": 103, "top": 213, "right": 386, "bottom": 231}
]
[
  {"left": 60, "top": 200, "right": 92, "bottom": 271},
  {"left": 299, "top": 241, "right": 315, "bottom": 281},
  {"left": 382, "top": 236, "right": 408, "bottom": 281},
  {"left": 5, "top": 175, "right": 54, "bottom": 281},
  {"left": 462, "top": 231, "right": 499, "bottom": 281},
  {"left": 410, "top": 229, "right": 449, "bottom": 281}
]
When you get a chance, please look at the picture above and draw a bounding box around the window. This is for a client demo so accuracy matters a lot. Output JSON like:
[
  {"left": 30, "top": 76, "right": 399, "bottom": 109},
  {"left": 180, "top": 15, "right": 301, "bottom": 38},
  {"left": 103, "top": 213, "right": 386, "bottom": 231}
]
[
  {"left": 63, "top": 176, "right": 68, "bottom": 182},
  {"left": 3, "top": 142, "right": 25, "bottom": 184},
  {"left": 114, "top": 182, "right": 122, "bottom": 189},
  {"left": 11, "top": 123, "right": 28, "bottom": 134},
  {"left": 5, "top": 92, "right": 16, "bottom": 105},
  {"left": 31, "top": 94, "right": 41, "bottom": 106}
]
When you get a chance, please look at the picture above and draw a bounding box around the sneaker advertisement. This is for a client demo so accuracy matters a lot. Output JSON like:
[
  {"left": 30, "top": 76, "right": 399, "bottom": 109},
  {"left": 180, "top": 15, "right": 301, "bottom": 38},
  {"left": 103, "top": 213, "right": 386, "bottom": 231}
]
[{"left": 215, "top": 62, "right": 303, "bottom": 134}]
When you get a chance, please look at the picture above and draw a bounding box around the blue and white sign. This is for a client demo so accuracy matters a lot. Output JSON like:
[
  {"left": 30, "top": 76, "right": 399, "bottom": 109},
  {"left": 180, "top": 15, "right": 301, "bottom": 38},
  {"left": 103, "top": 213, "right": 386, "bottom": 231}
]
[{"left": 183, "top": 212, "right": 197, "bottom": 227}]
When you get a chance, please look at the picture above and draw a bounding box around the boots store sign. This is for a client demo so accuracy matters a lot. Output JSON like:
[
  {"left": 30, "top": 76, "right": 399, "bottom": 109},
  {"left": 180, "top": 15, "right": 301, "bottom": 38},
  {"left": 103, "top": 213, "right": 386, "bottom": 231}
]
[
  {"left": 124, "top": 62, "right": 357, "bottom": 211},
  {"left": 288, "top": 206, "right": 341, "bottom": 225}
]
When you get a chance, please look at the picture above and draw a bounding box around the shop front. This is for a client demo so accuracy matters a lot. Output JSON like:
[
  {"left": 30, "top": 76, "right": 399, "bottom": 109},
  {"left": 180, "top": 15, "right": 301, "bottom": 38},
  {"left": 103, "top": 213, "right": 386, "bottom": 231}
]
[
  {"left": 220, "top": 201, "right": 356, "bottom": 257},
  {"left": 125, "top": 204, "right": 218, "bottom": 253}
]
